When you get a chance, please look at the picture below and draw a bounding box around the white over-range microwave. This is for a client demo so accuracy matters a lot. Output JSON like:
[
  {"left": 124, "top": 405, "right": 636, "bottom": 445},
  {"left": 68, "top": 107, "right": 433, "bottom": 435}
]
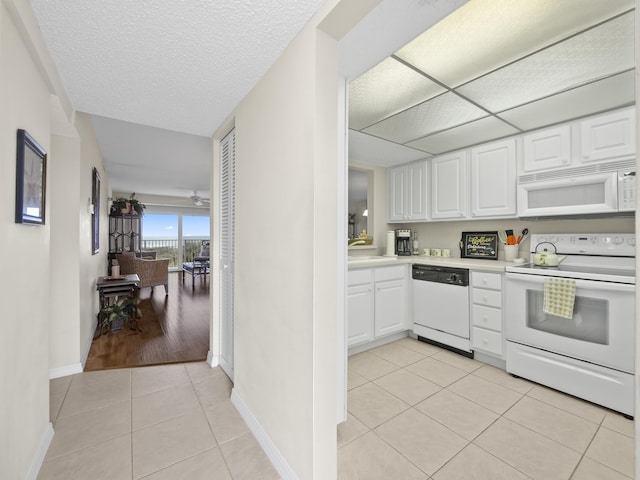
[{"left": 517, "top": 160, "right": 635, "bottom": 217}]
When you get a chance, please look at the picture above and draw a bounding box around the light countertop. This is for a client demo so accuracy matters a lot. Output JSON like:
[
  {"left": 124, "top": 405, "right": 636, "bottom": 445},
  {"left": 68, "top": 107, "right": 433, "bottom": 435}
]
[{"left": 348, "top": 255, "right": 513, "bottom": 272}]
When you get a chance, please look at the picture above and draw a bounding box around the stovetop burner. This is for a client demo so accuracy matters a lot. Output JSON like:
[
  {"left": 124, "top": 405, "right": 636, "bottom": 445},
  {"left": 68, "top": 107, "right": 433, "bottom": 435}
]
[{"left": 506, "top": 233, "right": 636, "bottom": 285}]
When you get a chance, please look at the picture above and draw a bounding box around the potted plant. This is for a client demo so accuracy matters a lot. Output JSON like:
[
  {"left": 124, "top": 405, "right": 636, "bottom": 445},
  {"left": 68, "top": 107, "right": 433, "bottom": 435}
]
[
  {"left": 128, "top": 193, "right": 146, "bottom": 215},
  {"left": 110, "top": 193, "right": 146, "bottom": 215},
  {"left": 98, "top": 297, "right": 136, "bottom": 333}
]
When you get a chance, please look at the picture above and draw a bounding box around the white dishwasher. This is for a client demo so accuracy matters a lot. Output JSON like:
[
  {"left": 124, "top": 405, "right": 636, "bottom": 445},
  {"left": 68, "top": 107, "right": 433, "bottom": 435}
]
[{"left": 412, "top": 264, "right": 472, "bottom": 356}]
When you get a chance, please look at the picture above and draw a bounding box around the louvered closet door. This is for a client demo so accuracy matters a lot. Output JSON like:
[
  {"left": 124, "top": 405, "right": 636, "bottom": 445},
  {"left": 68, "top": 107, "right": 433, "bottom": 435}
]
[{"left": 219, "top": 129, "right": 235, "bottom": 380}]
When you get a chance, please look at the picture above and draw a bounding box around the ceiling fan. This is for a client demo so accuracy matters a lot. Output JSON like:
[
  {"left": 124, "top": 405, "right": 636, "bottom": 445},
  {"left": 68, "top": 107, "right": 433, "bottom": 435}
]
[{"left": 190, "top": 191, "right": 210, "bottom": 207}]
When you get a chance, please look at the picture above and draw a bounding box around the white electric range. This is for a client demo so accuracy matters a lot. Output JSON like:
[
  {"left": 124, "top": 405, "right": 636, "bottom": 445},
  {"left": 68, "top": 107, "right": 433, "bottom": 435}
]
[{"left": 505, "top": 233, "right": 636, "bottom": 416}]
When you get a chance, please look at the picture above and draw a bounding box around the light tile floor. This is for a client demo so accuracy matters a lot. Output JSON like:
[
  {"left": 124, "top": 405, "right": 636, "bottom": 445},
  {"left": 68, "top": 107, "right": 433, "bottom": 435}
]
[
  {"left": 40, "top": 362, "right": 279, "bottom": 480},
  {"left": 339, "top": 337, "right": 635, "bottom": 480},
  {"left": 41, "top": 338, "right": 635, "bottom": 479}
]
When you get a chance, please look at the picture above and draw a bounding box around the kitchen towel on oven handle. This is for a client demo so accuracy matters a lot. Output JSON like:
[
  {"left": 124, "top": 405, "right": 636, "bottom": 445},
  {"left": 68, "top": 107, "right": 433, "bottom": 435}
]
[{"left": 543, "top": 278, "right": 576, "bottom": 319}]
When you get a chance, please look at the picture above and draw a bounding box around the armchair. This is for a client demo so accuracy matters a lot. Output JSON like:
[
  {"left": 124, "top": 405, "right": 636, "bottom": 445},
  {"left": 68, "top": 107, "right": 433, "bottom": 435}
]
[
  {"left": 182, "top": 240, "right": 210, "bottom": 287},
  {"left": 115, "top": 252, "right": 170, "bottom": 294}
]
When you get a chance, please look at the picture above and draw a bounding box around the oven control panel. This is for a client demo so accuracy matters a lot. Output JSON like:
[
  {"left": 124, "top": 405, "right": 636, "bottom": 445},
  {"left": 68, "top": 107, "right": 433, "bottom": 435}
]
[{"left": 529, "top": 233, "right": 636, "bottom": 256}]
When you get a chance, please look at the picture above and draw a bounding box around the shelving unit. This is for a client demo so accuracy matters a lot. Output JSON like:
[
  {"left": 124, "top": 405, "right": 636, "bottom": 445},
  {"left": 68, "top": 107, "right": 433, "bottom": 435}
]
[{"left": 108, "top": 214, "right": 142, "bottom": 272}]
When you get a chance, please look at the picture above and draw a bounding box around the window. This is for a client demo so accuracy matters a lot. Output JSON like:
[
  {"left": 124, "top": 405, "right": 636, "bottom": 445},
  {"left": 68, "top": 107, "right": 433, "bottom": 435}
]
[
  {"left": 142, "top": 214, "right": 179, "bottom": 266},
  {"left": 142, "top": 213, "right": 211, "bottom": 268},
  {"left": 183, "top": 215, "right": 211, "bottom": 261}
]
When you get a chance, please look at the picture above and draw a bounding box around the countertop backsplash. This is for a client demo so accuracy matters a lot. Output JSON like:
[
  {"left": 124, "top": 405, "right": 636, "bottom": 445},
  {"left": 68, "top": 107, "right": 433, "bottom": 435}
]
[{"left": 385, "top": 216, "right": 634, "bottom": 262}]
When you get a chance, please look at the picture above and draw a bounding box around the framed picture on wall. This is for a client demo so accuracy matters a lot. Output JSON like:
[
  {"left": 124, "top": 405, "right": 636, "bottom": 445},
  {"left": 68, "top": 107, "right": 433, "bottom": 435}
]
[
  {"left": 92, "top": 168, "right": 100, "bottom": 254},
  {"left": 460, "top": 231, "right": 499, "bottom": 260},
  {"left": 15, "top": 129, "right": 47, "bottom": 225}
]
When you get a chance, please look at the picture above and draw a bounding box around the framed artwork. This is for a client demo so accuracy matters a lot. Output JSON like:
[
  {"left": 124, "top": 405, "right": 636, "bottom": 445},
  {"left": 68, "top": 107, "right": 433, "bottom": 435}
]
[
  {"left": 92, "top": 168, "right": 101, "bottom": 254},
  {"left": 15, "top": 129, "right": 47, "bottom": 225},
  {"left": 460, "top": 231, "right": 499, "bottom": 260}
]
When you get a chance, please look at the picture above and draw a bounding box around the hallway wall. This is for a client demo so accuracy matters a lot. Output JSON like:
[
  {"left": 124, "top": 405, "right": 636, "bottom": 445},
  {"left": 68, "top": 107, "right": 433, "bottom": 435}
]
[
  {"left": 0, "top": 3, "right": 54, "bottom": 477},
  {"left": 0, "top": 1, "right": 109, "bottom": 477}
]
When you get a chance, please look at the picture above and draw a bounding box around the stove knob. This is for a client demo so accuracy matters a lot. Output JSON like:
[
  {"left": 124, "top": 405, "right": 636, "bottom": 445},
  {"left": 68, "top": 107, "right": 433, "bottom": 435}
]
[
  {"left": 613, "top": 236, "right": 624, "bottom": 245},
  {"left": 629, "top": 238, "right": 636, "bottom": 246}
]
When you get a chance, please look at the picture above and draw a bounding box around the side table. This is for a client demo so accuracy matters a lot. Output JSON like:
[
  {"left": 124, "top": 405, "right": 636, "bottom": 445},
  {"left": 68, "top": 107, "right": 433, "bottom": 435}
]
[{"left": 96, "top": 274, "right": 140, "bottom": 337}]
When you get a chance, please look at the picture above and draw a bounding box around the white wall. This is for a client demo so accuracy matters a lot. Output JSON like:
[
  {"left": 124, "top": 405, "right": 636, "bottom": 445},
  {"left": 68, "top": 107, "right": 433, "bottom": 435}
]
[
  {"left": 1, "top": 2, "right": 109, "bottom": 477},
  {"left": 0, "top": 2, "right": 53, "bottom": 477},
  {"left": 226, "top": 25, "right": 332, "bottom": 480},
  {"left": 75, "top": 112, "right": 109, "bottom": 367},
  {"left": 49, "top": 132, "right": 83, "bottom": 372},
  {"left": 49, "top": 92, "right": 109, "bottom": 379},
  {"left": 211, "top": 1, "right": 385, "bottom": 477}
]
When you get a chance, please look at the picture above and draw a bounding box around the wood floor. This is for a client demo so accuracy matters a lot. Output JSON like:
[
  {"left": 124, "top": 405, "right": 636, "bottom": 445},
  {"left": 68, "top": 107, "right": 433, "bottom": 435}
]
[{"left": 85, "top": 271, "right": 210, "bottom": 371}]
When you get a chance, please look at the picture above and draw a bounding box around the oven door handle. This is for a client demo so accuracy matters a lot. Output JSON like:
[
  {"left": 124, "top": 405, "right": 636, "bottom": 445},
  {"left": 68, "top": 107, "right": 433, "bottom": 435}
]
[{"left": 505, "top": 273, "right": 635, "bottom": 293}]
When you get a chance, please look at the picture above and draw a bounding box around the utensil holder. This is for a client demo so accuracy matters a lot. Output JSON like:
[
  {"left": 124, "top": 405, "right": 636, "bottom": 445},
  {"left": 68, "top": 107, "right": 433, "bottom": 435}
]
[{"left": 504, "top": 245, "right": 519, "bottom": 262}]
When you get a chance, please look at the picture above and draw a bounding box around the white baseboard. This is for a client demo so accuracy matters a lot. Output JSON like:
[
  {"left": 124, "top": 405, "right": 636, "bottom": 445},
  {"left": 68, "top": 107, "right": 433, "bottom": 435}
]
[
  {"left": 206, "top": 350, "right": 219, "bottom": 367},
  {"left": 230, "top": 389, "right": 298, "bottom": 480},
  {"left": 81, "top": 317, "right": 97, "bottom": 368},
  {"left": 49, "top": 363, "right": 83, "bottom": 379},
  {"left": 348, "top": 330, "right": 410, "bottom": 356},
  {"left": 26, "top": 422, "right": 54, "bottom": 480}
]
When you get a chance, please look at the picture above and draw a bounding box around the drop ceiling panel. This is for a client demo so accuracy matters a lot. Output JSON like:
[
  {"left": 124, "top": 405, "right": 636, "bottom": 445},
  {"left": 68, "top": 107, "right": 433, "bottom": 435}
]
[
  {"left": 348, "top": 58, "right": 446, "bottom": 130},
  {"left": 499, "top": 71, "right": 636, "bottom": 131},
  {"left": 394, "top": 0, "right": 634, "bottom": 87},
  {"left": 457, "top": 13, "right": 634, "bottom": 112},
  {"left": 347, "top": 1, "right": 635, "bottom": 167},
  {"left": 348, "top": 130, "right": 429, "bottom": 167},
  {"left": 362, "top": 92, "right": 488, "bottom": 144},
  {"left": 407, "top": 117, "right": 520, "bottom": 155}
]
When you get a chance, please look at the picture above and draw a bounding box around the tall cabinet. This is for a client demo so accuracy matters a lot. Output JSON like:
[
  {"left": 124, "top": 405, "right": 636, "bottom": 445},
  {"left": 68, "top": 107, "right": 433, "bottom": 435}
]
[
  {"left": 108, "top": 214, "right": 142, "bottom": 270},
  {"left": 431, "top": 151, "right": 468, "bottom": 219},
  {"left": 470, "top": 139, "right": 516, "bottom": 217},
  {"left": 387, "top": 160, "right": 429, "bottom": 222}
]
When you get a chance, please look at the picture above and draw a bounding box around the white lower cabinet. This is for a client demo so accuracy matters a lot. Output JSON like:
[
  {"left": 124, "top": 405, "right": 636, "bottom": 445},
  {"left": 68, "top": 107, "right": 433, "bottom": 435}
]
[
  {"left": 374, "top": 267, "right": 407, "bottom": 337},
  {"left": 348, "top": 265, "right": 408, "bottom": 347},
  {"left": 471, "top": 271, "right": 504, "bottom": 358},
  {"left": 347, "top": 269, "right": 374, "bottom": 346}
]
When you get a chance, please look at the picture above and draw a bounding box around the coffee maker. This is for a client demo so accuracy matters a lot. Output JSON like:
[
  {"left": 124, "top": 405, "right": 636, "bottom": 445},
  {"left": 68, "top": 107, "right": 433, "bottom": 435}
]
[{"left": 395, "top": 229, "right": 412, "bottom": 256}]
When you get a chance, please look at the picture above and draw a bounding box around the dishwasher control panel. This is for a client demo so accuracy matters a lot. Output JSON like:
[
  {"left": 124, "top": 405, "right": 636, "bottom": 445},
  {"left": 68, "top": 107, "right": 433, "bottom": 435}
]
[{"left": 412, "top": 264, "right": 469, "bottom": 286}]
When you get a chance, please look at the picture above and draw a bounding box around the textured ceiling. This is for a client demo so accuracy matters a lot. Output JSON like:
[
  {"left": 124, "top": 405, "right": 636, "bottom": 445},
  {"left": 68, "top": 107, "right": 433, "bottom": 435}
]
[
  {"left": 29, "top": 0, "right": 326, "bottom": 137},
  {"left": 28, "top": 0, "right": 326, "bottom": 198},
  {"left": 349, "top": 0, "right": 636, "bottom": 167}
]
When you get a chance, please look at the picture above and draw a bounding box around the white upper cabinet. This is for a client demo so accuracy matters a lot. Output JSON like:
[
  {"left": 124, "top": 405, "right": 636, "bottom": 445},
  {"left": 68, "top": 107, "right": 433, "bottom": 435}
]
[
  {"left": 431, "top": 151, "right": 467, "bottom": 219},
  {"left": 471, "top": 139, "right": 517, "bottom": 218},
  {"left": 387, "top": 166, "right": 407, "bottom": 221},
  {"left": 523, "top": 125, "right": 571, "bottom": 172},
  {"left": 387, "top": 160, "right": 429, "bottom": 222},
  {"left": 581, "top": 107, "right": 636, "bottom": 163}
]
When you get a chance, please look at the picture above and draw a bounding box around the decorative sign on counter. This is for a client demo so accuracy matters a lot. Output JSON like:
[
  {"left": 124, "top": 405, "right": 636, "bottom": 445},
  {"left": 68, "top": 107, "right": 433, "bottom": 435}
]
[{"left": 460, "top": 231, "right": 498, "bottom": 260}]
